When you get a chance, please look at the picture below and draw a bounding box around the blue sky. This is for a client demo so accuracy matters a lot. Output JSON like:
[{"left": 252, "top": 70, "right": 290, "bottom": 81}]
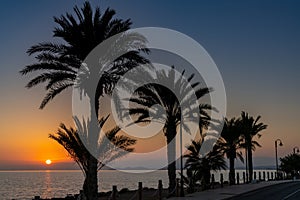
[{"left": 0, "top": 0, "right": 300, "bottom": 168}]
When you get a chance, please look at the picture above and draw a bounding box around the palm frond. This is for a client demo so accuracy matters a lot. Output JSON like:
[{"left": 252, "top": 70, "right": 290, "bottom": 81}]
[{"left": 40, "top": 82, "right": 73, "bottom": 109}]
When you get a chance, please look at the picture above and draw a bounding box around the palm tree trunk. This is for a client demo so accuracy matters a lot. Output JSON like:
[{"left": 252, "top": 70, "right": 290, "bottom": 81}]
[
  {"left": 203, "top": 170, "right": 211, "bottom": 190},
  {"left": 166, "top": 124, "right": 177, "bottom": 196},
  {"left": 82, "top": 94, "right": 99, "bottom": 200},
  {"left": 229, "top": 156, "right": 235, "bottom": 185},
  {"left": 248, "top": 146, "right": 253, "bottom": 182},
  {"left": 83, "top": 155, "right": 98, "bottom": 200},
  {"left": 187, "top": 169, "right": 194, "bottom": 193}
]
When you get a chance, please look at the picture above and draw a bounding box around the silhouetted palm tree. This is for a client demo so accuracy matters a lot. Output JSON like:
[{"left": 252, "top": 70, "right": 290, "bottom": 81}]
[
  {"left": 220, "top": 117, "right": 244, "bottom": 185},
  {"left": 20, "top": 2, "right": 148, "bottom": 199},
  {"left": 239, "top": 111, "right": 267, "bottom": 182},
  {"left": 280, "top": 153, "right": 300, "bottom": 178},
  {"left": 128, "top": 67, "right": 212, "bottom": 195},
  {"left": 49, "top": 116, "right": 136, "bottom": 198},
  {"left": 20, "top": 1, "right": 148, "bottom": 111},
  {"left": 184, "top": 139, "right": 227, "bottom": 191}
]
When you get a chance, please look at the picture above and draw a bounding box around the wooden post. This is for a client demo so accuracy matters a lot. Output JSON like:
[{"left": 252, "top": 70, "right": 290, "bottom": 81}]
[
  {"left": 259, "top": 172, "right": 261, "bottom": 181},
  {"left": 176, "top": 178, "right": 180, "bottom": 197},
  {"left": 254, "top": 171, "right": 256, "bottom": 180},
  {"left": 243, "top": 172, "right": 246, "bottom": 184},
  {"left": 220, "top": 173, "right": 224, "bottom": 187},
  {"left": 138, "top": 182, "right": 143, "bottom": 200},
  {"left": 211, "top": 174, "right": 215, "bottom": 189},
  {"left": 267, "top": 172, "right": 270, "bottom": 180},
  {"left": 112, "top": 185, "right": 117, "bottom": 200},
  {"left": 236, "top": 172, "right": 240, "bottom": 185},
  {"left": 158, "top": 180, "right": 163, "bottom": 200},
  {"left": 263, "top": 171, "right": 266, "bottom": 181}
]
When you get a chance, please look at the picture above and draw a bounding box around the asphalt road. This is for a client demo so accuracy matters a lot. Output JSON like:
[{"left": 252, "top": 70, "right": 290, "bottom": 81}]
[{"left": 228, "top": 181, "right": 300, "bottom": 200}]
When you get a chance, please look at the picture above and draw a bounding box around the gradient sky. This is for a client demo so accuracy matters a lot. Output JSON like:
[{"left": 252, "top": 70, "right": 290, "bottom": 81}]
[{"left": 0, "top": 0, "right": 300, "bottom": 169}]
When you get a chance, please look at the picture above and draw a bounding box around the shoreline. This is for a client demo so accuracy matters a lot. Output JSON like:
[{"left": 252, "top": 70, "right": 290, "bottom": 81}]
[{"left": 26, "top": 179, "right": 299, "bottom": 200}]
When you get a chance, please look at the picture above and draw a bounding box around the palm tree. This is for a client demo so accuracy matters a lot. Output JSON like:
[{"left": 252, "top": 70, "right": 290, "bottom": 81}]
[
  {"left": 20, "top": 1, "right": 148, "bottom": 111},
  {"left": 49, "top": 116, "right": 136, "bottom": 199},
  {"left": 20, "top": 2, "right": 148, "bottom": 199},
  {"left": 184, "top": 139, "right": 227, "bottom": 191},
  {"left": 239, "top": 111, "right": 267, "bottom": 182},
  {"left": 220, "top": 117, "right": 244, "bottom": 185},
  {"left": 280, "top": 153, "right": 300, "bottom": 179},
  {"left": 127, "top": 66, "right": 212, "bottom": 195}
]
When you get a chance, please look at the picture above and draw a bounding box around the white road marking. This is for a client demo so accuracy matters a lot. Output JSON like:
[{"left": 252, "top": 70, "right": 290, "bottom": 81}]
[{"left": 282, "top": 188, "right": 300, "bottom": 200}]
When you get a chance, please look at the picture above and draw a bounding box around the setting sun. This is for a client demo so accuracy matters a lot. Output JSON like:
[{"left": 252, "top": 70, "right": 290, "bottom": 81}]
[{"left": 45, "top": 159, "right": 52, "bottom": 165}]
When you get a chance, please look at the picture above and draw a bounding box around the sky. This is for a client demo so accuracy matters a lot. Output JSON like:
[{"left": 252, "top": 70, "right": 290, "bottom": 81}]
[{"left": 0, "top": 0, "right": 300, "bottom": 169}]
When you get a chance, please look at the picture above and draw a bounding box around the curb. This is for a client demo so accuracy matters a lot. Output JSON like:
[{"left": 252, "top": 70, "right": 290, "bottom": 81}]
[{"left": 222, "top": 181, "right": 294, "bottom": 200}]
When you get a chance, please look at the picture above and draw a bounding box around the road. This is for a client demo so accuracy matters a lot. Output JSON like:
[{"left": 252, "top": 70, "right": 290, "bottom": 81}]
[{"left": 228, "top": 181, "right": 300, "bottom": 200}]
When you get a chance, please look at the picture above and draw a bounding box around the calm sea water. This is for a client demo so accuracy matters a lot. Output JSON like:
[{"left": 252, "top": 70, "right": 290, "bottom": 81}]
[{"left": 0, "top": 169, "right": 276, "bottom": 199}]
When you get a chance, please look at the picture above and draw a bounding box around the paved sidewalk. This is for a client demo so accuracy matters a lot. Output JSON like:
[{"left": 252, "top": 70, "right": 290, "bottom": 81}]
[{"left": 169, "top": 180, "right": 293, "bottom": 200}]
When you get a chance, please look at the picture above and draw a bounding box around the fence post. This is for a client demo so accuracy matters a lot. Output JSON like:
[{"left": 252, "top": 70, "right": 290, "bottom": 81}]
[
  {"left": 236, "top": 172, "right": 240, "bottom": 185},
  {"left": 267, "top": 172, "right": 270, "bottom": 180},
  {"left": 220, "top": 173, "right": 224, "bottom": 187},
  {"left": 138, "top": 182, "right": 143, "bottom": 200},
  {"left": 243, "top": 172, "right": 246, "bottom": 184},
  {"left": 112, "top": 185, "right": 117, "bottom": 200},
  {"left": 254, "top": 171, "right": 256, "bottom": 180},
  {"left": 263, "top": 171, "right": 266, "bottom": 181},
  {"left": 158, "top": 180, "right": 163, "bottom": 200},
  {"left": 259, "top": 172, "right": 261, "bottom": 181}
]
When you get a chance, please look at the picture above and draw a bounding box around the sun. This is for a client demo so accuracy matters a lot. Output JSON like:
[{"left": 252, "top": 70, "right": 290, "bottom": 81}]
[{"left": 45, "top": 159, "right": 52, "bottom": 165}]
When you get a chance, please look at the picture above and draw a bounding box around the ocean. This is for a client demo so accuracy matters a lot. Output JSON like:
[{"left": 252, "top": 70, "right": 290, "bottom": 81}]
[{"left": 0, "top": 169, "right": 276, "bottom": 199}]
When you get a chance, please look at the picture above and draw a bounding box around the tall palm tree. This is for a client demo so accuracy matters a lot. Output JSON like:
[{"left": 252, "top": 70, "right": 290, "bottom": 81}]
[
  {"left": 220, "top": 117, "right": 244, "bottom": 185},
  {"left": 184, "top": 139, "right": 227, "bottom": 191},
  {"left": 20, "top": 2, "right": 148, "bottom": 199},
  {"left": 20, "top": 1, "right": 149, "bottom": 111},
  {"left": 127, "top": 66, "right": 213, "bottom": 195},
  {"left": 239, "top": 111, "right": 267, "bottom": 182},
  {"left": 49, "top": 116, "right": 136, "bottom": 199}
]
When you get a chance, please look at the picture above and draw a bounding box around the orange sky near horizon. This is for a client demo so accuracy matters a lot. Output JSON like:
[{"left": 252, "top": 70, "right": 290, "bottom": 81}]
[{"left": 0, "top": 82, "right": 173, "bottom": 166}]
